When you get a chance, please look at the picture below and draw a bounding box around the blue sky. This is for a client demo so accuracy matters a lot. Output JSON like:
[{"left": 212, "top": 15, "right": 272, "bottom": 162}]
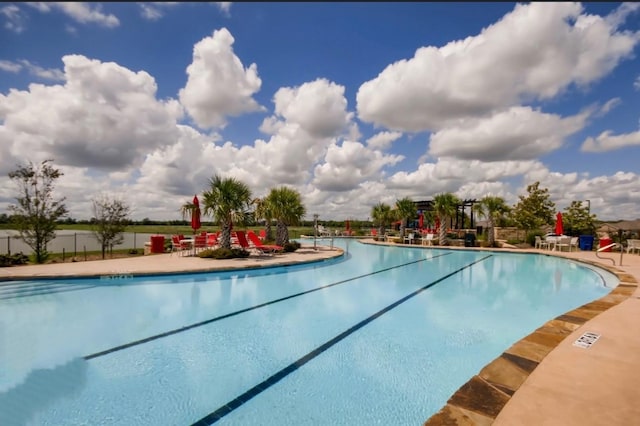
[{"left": 1, "top": 2, "right": 639, "bottom": 221}]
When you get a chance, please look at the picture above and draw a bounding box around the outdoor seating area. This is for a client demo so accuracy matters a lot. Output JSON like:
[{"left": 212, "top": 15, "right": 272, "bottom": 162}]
[{"left": 168, "top": 230, "right": 285, "bottom": 257}]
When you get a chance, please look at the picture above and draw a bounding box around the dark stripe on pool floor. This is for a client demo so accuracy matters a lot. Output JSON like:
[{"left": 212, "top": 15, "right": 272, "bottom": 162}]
[
  {"left": 190, "top": 254, "right": 493, "bottom": 426},
  {"left": 84, "top": 252, "right": 453, "bottom": 360}
]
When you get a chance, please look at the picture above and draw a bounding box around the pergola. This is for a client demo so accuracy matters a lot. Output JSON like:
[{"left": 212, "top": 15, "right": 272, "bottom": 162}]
[{"left": 413, "top": 199, "right": 479, "bottom": 230}]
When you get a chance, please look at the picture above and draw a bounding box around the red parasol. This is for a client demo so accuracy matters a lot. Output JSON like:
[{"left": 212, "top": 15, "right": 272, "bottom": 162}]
[
  {"left": 555, "top": 212, "right": 563, "bottom": 236},
  {"left": 418, "top": 213, "right": 424, "bottom": 229},
  {"left": 191, "top": 195, "right": 201, "bottom": 233}
]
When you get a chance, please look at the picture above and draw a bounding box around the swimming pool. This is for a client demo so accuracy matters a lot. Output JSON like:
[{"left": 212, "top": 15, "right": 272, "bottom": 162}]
[{"left": 0, "top": 240, "right": 617, "bottom": 425}]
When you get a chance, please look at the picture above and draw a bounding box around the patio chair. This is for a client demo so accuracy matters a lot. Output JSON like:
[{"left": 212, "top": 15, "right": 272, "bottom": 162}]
[
  {"left": 535, "top": 236, "right": 550, "bottom": 250},
  {"left": 403, "top": 232, "right": 415, "bottom": 244},
  {"left": 625, "top": 239, "right": 639, "bottom": 254},
  {"left": 421, "top": 233, "right": 435, "bottom": 246},
  {"left": 170, "top": 235, "right": 189, "bottom": 256},
  {"left": 555, "top": 236, "right": 572, "bottom": 252},
  {"left": 246, "top": 230, "right": 284, "bottom": 255},
  {"left": 193, "top": 235, "right": 207, "bottom": 254},
  {"left": 569, "top": 237, "right": 579, "bottom": 252},
  {"left": 259, "top": 229, "right": 267, "bottom": 241},
  {"left": 206, "top": 233, "right": 219, "bottom": 249}
]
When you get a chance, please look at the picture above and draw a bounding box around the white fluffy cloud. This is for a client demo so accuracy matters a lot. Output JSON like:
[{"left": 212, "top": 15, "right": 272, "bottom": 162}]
[
  {"left": 312, "top": 141, "right": 403, "bottom": 191},
  {"left": 272, "top": 78, "right": 353, "bottom": 138},
  {"left": 357, "top": 2, "right": 640, "bottom": 132},
  {"left": 581, "top": 129, "right": 640, "bottom": 152},
  {"left": 0, "top": 55, "right": 183, "bottom": 171},
  {"left": 429, "top": 107, "right": 588, "bottom": 161},
  {"left": 366, "top": 131, "right": 403, "bottom": 151},
  {"left": 179, "top": 28, "right": 264, "bottom": 129}
]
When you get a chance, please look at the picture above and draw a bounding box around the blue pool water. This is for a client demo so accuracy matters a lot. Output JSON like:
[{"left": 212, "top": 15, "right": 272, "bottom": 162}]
[{"left": 0, "top": 240, "right": 617, "bottom": 425}]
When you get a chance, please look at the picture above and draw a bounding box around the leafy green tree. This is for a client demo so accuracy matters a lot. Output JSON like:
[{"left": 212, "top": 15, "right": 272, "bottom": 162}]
[
  {"left": 511, "top": 181, "right": 556, "bottom": 233},
  {"left": 371, "top": 202, "right": 395, "bottom": 237},
  {"left": 394, "top": 197, "right": 417, "bottom": 238},
  {"left": 91, "top": 194, "right": 131, "bottom": 259},
  {"left": 433, "top": 192, "right": 460, "bottom": 246},
  {"left": 252, "top": 196, "right": 274, "bottom": 241},
  {"left": 474, "top": 195, "right": 511, "bottom": 247},
  {"left": 202, "top": 174, "right": 253, "bottom": 249},
  {"left": 265, "top": 186, "right": 306, "bottom": 246},
  {"left": 562, "top": 201, "right": 597, "bottom": 236},
  {"left": 8, "top": 159, "right": 68, "bottom": 263}
]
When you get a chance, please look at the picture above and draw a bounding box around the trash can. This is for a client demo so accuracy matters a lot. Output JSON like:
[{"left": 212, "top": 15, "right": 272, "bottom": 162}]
[
  {"left": 464, "top": 233, "right": 476, "bottom": 247},
  {"left": 598, "top": 237, "right": 613, "bottom": 252},
  {"left": 150, "top": 235, "right": 165, "bottom": 253},
  {"left": 579, "top": 235, "right": 594, "bottom": 251}
]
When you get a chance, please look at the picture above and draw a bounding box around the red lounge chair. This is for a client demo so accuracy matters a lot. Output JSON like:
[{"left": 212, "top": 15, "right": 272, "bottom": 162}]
[
  {"left": 259, "top": 229, "right": 267, "bottom": 240},
  {"left": 246, "top": 231, "right": 283, "bottom": 254}
]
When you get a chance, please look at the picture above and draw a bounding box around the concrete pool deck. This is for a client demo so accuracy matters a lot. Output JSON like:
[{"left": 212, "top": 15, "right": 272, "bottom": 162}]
[{"left": 1, "top": 240, "right": 638, "bottom": 425}]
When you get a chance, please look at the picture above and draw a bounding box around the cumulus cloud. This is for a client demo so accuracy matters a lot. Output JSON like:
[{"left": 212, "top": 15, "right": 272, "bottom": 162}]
[
  {"left": 312, "top": 140, "right": 403, "bottom": 191},
  {"left": 29, "top": 2, "right": 120, "bottom": 28},
  {"left": 357, "top": 2, "right": 640, "bottom": 132},
  {"left": 634, "top": 75, "right": 640, "bottom": 90},
  {"left": 581, "top": 129, "right": 640, "bottom": 152},
  {"left": 272, "top": 78, "right": 353, "bottom": 138},
  {"left": 0, "top": 55, "right": 183, "bottom": 171},
  {"left": 179, "top": 28, "right": 264, "bottom": 129},
  {"left": 366, "top": 131, "right": 403, "bottom": 150},
  {"left": 428, "top": 107, "right": 588, "bottom": 161}
]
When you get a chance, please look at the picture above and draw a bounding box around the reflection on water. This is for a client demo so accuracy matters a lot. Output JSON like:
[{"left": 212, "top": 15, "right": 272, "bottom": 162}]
[{"left": 0, "top": 358, "right": 87, "bottom": 426}]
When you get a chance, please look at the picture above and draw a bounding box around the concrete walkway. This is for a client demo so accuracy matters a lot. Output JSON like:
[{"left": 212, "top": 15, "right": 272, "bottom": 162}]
[
  {"left": 2, "top": 241, "right": 639, "bottom": 425},
  {"left": 0, "top": 243, "right": 344, "bottom": 280}
]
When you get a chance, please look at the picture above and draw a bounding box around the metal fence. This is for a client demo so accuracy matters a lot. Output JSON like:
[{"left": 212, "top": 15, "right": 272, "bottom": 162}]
[{"left": 0, "top": 231, "right": 162, "bottom": 256}]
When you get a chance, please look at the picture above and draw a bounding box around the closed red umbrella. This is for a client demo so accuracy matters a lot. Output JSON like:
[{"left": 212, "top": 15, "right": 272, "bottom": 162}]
[
  {"left": 191, "top": 195, "right": 201, "bottom": 234},
  {"left": 418, "top": 213, "right": 424, "bottom": 230},
  {"left": 555, "top": 212, "right": 563, "bottom": 235}
]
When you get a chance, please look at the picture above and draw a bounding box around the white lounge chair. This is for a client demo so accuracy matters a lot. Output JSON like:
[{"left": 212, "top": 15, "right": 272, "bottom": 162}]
[
  {"left": 627, "top": 239, "right": 640, "bottom": 255},
  {"left": 421, "top": 233, "right": 435, "bottom": 246}
]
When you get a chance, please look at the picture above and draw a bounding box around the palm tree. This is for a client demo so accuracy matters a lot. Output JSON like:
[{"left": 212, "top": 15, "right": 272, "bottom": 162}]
[
  {"left": 395, "top": 197, "right": 417, "bottom": 238},
  {"left": 201, "top": 174, "right": 252, "bottom": 249},
  {"left": 265, "top": 186, "right": 306, "bottom": 246},
  {"left": 371, "top": 202, "right": 395, "bottom": 238},
  {"left": 433, "top": 192, "right": 460, "bottom": 246},
  {"left": 252, "top": 197, "right": 274, "bottom": 241},
  {"left": 475, "top": 195, "right": 511, "bottom": 247}
]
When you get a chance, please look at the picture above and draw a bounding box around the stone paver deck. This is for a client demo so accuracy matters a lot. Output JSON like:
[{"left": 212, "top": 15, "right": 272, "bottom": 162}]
[{"left": 2, "top": 240, "right": 639, "bottom": 425}]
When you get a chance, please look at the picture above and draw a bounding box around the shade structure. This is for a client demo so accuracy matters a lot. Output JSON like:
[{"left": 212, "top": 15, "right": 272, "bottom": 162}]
[
  {"left": 418, "top": 213, "right": 424, "bottom": 229},
  {"left": 555, "top": 212, "right": 563, "bottom": 235},
  {"left": 191, "top": 195, "right": 201, "bottom": 233}
]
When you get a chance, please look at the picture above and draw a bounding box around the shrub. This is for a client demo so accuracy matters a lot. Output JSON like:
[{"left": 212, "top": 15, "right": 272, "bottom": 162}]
[
  {"left": 198, "top": 247, "right": 250, "bottom": 259},
  {"left": 128, "top": 249, "right": 139, "bottom": 255},
  {"left": 283, "top": 241, "right": 301, "bottom": 252},
  {"left": 0, "top": 252, "right": 29, "bottom": 267},
  {"left": 526, "top": 230, "right": 544, "bottom": 246}
]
